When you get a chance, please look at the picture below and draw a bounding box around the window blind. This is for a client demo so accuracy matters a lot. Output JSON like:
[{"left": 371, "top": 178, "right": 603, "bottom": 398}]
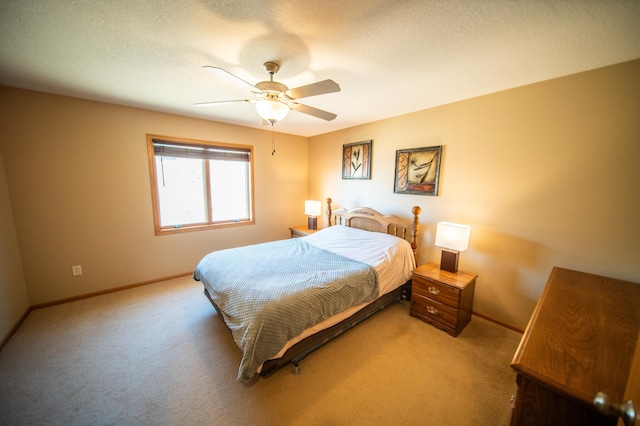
[{"left": 152, "top": 140, "right": 250, "bottom": 162}]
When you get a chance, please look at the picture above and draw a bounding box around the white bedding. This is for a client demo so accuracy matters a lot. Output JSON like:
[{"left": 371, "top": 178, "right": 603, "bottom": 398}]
[
  {"left": 303, "top": 225, "right": 415, "bottom": 295},
  {"left": 262, "top": 225, "right": 415, "bottom": 364}
]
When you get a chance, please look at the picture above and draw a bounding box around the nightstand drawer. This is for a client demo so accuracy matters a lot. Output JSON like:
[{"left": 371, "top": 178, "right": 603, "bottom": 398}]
[
  {"left": 410, "top": 293, "right": 458, "bottom": 329},
  {"left": 410, "top": 263, "right": 477, "bottom": 337},
  {"left": 412, "top": 275, "right": 459, "bottom": 308}
]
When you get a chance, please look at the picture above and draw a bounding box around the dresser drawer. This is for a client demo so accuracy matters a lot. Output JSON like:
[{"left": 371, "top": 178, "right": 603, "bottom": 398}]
[
  {"left": 412, "top": 275, "right": 460, "bottom": 308},
  {"left": 410, "top": 293, "right": 458, "bottom": 330}
]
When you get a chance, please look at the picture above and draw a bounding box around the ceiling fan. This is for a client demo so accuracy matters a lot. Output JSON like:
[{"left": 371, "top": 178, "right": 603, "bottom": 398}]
[{"left": 194, "top": 61, "right": 340, "bottom": 124}]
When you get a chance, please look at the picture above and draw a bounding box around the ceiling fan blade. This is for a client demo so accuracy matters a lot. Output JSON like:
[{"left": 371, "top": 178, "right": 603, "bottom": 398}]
[
  {"left": 193, "top": 99, "right": 252, "bottom": 107},
  {"left": 291, "top": 103, "right": 337, "bottom": 121},
  {"left": 286, "top": 79, "right": 340, "bottom": 99},
  {"left": 203, "top": 66, "right": 259, "bottom": 93}
]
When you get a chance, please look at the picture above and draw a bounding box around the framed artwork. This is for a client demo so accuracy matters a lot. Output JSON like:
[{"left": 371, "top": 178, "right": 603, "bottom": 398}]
[
  {"left": 342, "top": 140, "right": 372, "bottom": 179},
  {"left": 394, "top": 145, "right": 442, "bottom": 195}
]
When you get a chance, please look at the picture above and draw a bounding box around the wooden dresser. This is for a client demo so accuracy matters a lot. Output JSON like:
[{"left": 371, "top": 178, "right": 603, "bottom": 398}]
[
  {"left": 510, "top": 267, "right": 640, "bottom": 426},
  {"left": 410, "top": 262, "right": 476, "bottom": 337}
]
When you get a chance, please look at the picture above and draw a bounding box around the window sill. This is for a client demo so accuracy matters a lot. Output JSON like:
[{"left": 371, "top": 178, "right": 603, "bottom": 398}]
[{"left": 154, "top": 219, "right": 254, "bottom": 235}]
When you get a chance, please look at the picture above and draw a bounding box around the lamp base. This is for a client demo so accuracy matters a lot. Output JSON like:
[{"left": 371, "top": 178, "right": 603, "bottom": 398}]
[
  {"left": 440, "top": 249, "right": 459, "bottom": 273},
  {"left": 307, "top": 216, "right": 318, "bottom": 230}
]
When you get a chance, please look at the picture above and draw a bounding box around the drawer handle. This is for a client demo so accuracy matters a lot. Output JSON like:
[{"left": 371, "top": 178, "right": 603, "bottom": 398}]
[
  {"left": 428, "top": 286, "right": 440, "bottom": 295},
  {"left": 427, "top": 305, "right": 438, "bottom": 315},
  {"left": 594, "top": 392, "right": 636, "bottom": 426}
]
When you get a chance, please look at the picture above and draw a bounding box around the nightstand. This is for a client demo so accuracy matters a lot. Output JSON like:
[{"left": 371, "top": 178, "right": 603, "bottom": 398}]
[
  {"left": 289, "top": 226, "right": 320, "bottom": 238},
  {"left": 410, "top": 262, "right": 477, "bottom": 337}
]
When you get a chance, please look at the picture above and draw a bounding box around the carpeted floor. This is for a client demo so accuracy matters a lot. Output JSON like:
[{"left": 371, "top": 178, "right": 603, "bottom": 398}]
[{"left": 0, "top": 275, "right": 523, "bottom": 425}]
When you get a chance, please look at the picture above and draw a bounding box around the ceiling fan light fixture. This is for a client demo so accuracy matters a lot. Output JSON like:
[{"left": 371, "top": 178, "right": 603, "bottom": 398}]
[
  {"left": 255, "top": 99, "right": 289, "bottom": 124},
  {"left": 197, "top": 61, "right": 340, "bottom": 123}
]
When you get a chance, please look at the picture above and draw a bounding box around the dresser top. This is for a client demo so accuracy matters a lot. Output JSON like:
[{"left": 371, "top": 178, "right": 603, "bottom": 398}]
[{"left": 511, "top": 266, "right": 640, "bottom": 405}]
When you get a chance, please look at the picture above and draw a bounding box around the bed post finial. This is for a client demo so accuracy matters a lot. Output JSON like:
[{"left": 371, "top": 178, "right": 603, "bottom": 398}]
[
  {"left": 326, "top": 198, "right": 332, "bottom": 227},
  {"left": 411, "top": 206, "right": 421, "bottom": 264}
]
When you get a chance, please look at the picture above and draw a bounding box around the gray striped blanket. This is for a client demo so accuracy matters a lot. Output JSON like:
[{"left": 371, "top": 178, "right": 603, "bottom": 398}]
[{"left": 193, "top": 238, "right": 379, "bottom": 382}]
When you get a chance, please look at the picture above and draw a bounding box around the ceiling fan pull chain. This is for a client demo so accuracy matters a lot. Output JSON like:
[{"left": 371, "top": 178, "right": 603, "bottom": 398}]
[{"left": 271, "top": 124, "right": 276, "bottom": 156}]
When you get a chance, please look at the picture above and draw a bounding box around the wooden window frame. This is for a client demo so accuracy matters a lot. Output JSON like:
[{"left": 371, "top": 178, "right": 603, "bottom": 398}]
[{"left": 146, "top": 134, "right": 255, "bottom": 235}]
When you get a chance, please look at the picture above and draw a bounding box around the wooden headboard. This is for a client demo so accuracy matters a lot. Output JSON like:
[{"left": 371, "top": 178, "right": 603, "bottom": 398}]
[{"left": 325, "top": 198, "right": 421, "bottom": 264}]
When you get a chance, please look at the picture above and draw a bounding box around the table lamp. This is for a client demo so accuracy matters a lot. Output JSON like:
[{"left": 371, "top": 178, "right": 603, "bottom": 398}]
[
  {"left": 305, "top": 200, "right": 321, "bottom": 230},
  {"left": 435, "top": 222, "right": 470, "bottom": 273}
]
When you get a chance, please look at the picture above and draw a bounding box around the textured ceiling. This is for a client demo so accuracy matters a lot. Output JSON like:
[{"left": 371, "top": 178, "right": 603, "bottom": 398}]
[{"left": 1, "top": 0, "right": 639, "bottom": 137}]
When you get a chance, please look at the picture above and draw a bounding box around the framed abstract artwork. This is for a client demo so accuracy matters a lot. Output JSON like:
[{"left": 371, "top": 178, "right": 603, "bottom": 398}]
[
  {"left": 342, "top": 140, "right": 372, "bottom": 180},
  {"left": 394, "top": 145, "right": 442, "bottom": 195}
]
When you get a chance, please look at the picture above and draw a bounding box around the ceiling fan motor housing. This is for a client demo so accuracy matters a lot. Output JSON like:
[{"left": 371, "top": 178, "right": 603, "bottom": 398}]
[{"left": 255, "top": 81, "right": 288, "bottom": 93}]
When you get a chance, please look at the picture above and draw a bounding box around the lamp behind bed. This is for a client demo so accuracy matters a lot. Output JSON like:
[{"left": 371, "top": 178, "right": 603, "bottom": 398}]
[{"left": 305, "top": 200, "right": 321, "bottom": 230}]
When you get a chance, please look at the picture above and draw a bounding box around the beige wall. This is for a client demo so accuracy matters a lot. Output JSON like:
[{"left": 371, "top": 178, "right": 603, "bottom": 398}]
[
  {"left": 2, "top": 59, "right": 639, "bottom": 336},
  {"left": 0, "top": 87, "right": 309, "bottom": 307},
  {"left": 309, "top": 59, "right": 640, "bottom": 330},
  {"left": 0, "top": 146, "right": 29, "bottom": 342}
]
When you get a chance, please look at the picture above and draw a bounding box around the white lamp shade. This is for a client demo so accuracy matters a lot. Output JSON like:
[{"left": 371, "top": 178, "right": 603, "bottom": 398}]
[
  {"left": 304, "top": 200, "right": 321, "bottom": 217},
  {"left": 255, "top": 100, "right": 289, "bottom": 123},
  {"left": 435, "top": 222, "right": 470, "bottom": 252}
]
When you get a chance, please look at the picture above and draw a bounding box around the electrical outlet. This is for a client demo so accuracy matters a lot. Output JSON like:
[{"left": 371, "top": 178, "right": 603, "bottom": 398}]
[{"left": 72, "top": 265, "right": 83, "bottom": 276}]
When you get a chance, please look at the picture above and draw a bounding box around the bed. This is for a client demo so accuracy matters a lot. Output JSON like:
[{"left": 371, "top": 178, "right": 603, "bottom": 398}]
[{"left": 193, "top": 199, "right": 421, "bottom": 382}]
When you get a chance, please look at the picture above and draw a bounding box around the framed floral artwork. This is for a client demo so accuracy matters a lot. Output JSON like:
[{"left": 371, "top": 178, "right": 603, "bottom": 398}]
[
  {"left": 342, "top": 140, "right": 372, "bottom": 179},
  {"left": 394, "top": 145, "right": 442, "bottom": 195}
]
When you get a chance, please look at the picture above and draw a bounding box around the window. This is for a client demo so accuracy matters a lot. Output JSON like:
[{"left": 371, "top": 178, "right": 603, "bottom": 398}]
[{"left": 146, "top": 134, "right": 254, "bottom": 235}]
